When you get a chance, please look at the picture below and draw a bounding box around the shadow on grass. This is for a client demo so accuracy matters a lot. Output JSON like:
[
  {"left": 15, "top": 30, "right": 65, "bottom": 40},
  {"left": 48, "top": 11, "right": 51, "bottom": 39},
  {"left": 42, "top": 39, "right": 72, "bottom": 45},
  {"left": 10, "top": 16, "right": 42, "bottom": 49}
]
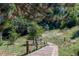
[{"left": 71, "top": 30, "right": 79, "bottom": 39}]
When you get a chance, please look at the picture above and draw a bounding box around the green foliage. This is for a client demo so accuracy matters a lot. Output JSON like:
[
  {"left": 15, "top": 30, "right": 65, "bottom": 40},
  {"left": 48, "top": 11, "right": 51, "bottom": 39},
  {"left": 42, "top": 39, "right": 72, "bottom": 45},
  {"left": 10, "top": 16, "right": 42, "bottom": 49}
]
[
  {"left": 12, "top": 16, "right": 28, "bottom": 29},
  {"left": 12, "top": 16, "right": 30, "bottom": 36},
  {"left": 60, "top": 20, "right": 67, "bottom": 29},
  {"left": 1, "top": 4, "right": 79, "bottom": 29},
  {"left": 4, "top": 20, "right": 13, "bottom": 29},
  {"left": 1, "top": 3, "right": 79, "bottom": 56},
  {"left": 27, "top": 21, "right": 44, "bottom": 40},
  {"left": 8, "top": 28, "right": 19, "bottom": 45},
  {"left": 31, "top": 21, "right": 44, "bottom": 36}
]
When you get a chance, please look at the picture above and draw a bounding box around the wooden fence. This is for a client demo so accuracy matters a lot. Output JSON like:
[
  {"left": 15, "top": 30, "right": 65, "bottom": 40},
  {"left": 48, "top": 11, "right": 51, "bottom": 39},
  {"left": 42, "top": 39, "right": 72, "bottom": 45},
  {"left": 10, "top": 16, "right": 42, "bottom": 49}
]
[{"left": 25, "top": 40, "right": 47, "bottom": 54}]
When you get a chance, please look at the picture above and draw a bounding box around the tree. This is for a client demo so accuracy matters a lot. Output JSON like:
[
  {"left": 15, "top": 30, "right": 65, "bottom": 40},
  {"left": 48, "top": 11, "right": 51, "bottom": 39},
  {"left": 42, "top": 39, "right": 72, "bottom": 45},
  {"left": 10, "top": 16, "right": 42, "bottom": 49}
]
[{"left": 27, "top": 21, "right": 44, "bottom": 50}]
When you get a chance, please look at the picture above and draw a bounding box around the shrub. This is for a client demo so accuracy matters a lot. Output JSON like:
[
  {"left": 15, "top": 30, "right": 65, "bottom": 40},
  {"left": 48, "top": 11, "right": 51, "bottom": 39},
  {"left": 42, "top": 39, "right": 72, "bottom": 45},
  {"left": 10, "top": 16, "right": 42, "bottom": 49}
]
[
  {"left": 12, "top": 16, "right": 28, "bottom": 36},
  {"left": 2, "top": 28, "right": 19, "bottom": 45},
  {"left": 8, "top": 28, "right": 20, "bottom": 45}
]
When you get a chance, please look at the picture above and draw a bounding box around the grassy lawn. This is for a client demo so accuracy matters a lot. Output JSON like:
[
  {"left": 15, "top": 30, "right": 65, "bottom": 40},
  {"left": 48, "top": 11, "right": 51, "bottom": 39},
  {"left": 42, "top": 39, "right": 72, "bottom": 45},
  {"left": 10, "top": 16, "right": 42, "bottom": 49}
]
[
  {"left": 42, "top": 26, "right": 79, "bottom": 56},
  {"left": 0, "top": 36, "right": 36, "bottom": 56},
  {"left": 0, "top": 36, "right": 27, "bottom": 56},
  {"left": 0, "top": 36, "right": 45, "bottom": 56},
  {"left": 0, "top": 26, "right": 79, "bottom": 56}
]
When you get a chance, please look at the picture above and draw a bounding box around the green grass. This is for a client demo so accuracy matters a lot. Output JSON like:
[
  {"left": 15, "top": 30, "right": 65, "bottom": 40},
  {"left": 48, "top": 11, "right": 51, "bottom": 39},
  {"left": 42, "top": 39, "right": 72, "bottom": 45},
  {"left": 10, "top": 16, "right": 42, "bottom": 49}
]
[
  {"left": 0, "top": 26, "right": 79, "bottom": 56},
  {"left": 0, "top": 36, "right": 37, "bottom": 56},
  {"left": 0, "top": 44, "right": 26, "bottom": 55},
  {"left": 0, "top": 36, "right": 45, "bottom": 56},
  {"left": 0, "top": 36, "right": 27, "bottom": 56},
  {"left": 43, "top": 26, "right": 79, "bottom": 56},
  {"left": 59, "top": 41, "right": 79, "bottom": 56}
]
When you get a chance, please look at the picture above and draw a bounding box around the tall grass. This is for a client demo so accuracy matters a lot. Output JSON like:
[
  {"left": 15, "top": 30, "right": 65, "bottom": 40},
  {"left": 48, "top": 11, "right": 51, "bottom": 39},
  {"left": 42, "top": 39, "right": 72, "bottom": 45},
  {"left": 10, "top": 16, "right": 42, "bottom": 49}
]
[{"left": 43, "top": 26, "right": 79, "bottom": 56}]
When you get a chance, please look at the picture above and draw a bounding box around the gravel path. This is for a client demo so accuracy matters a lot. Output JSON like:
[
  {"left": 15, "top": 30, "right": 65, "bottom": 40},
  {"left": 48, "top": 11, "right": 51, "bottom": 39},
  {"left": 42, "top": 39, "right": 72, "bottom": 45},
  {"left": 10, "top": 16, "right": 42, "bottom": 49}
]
[{"left": 27, "top": 42, "right": 58, "bottom": 56}]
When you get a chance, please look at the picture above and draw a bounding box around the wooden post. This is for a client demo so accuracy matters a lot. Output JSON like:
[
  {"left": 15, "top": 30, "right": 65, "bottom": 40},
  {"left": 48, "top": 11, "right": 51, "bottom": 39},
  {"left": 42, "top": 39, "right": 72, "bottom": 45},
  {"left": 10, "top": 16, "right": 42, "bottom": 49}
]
[
  {"left": 44, "top": 41, "right": 45, "bottom": 46},
  {"left": 43, "top": 41, "right": 47, "bottom": 47},
  {"left": 35, "top": 39, "right": 38, "bottom": 50},
  {"left": 26, "top": 40, "right": 29, "bottom": 54},
  {"left": 77, "top": 51, "right": 79, "bottom": 56}
]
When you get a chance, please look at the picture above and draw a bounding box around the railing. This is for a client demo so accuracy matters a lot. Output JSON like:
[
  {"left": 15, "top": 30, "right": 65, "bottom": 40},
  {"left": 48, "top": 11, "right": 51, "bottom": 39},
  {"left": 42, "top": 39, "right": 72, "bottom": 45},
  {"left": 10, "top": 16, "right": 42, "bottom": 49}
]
[{"left": 25, "top": 40, "right": 47, "bottom": 55}]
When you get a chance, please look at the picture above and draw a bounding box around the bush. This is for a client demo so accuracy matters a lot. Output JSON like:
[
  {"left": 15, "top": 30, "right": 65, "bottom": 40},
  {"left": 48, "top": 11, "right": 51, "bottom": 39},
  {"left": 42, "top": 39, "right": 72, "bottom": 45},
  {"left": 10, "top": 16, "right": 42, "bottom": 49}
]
[
  {"left": 12, "top": 16, "right": 28, "bottom": 36},
  {"left": 8, "top": 28, "right": 20, "bottom": 45},
  {"left": 2, "top": 28, "right": 19, "bottom": 45}
]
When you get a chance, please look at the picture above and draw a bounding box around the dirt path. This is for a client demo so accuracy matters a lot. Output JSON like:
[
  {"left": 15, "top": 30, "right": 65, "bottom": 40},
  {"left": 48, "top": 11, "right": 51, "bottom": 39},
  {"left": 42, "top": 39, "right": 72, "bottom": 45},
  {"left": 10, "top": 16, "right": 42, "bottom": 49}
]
[{"left": 27, "top": 42, "right": 58, "bottom": 56}]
